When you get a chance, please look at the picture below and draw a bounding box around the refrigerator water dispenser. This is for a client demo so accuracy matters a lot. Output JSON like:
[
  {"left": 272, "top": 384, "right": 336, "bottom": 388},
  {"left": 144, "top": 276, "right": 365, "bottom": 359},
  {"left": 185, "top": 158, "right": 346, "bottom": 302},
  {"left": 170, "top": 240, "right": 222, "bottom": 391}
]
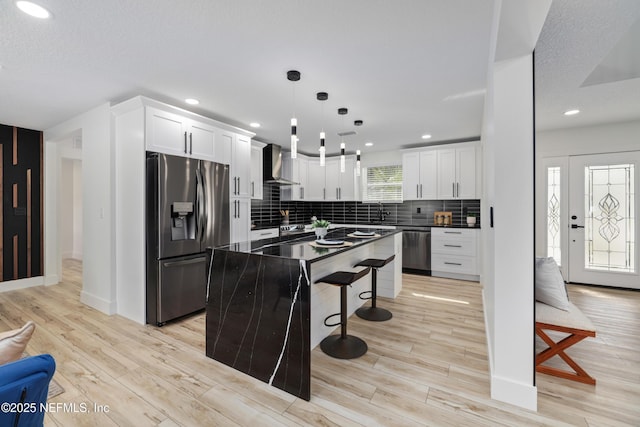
[{"left": 171, "top": 201, "right": 195, "bottom": 240}]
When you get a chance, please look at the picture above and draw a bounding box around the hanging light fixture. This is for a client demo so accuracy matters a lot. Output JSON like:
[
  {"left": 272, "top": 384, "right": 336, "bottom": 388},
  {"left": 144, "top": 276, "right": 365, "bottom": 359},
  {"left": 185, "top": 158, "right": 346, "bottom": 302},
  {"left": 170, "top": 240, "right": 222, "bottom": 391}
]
[
  {"left": 356, "top": 150, "right": 361, "bottom": 176},
  {"left": 317, "top": 92, "right": 328, "bottom": 166},
  {"left": 338, "top": 107, "right": 348, "bottom": 173},
  {"left": 287, "top": 70, "right": 301, "bottom": 158}
]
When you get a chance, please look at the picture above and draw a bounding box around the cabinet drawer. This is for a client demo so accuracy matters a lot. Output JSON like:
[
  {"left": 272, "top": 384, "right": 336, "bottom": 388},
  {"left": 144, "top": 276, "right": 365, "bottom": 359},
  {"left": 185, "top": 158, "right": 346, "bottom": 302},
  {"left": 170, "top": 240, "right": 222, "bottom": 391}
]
[
  {"left": 431, "top": 253, "right": 477, "bottom": 275},
  {"left": 251, "top": 228, "right": 279, "bottom": 240},
  {"left": 431, "top": 236, "right": 476, "bottom": 256}
]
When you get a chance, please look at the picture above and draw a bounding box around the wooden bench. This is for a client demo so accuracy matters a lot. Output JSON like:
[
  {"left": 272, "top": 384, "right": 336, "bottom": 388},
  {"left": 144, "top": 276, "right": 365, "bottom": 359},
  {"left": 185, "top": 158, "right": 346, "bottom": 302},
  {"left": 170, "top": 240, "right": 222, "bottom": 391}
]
[{"left": 535, "top": 301, "right": 596, "bottom": 385}]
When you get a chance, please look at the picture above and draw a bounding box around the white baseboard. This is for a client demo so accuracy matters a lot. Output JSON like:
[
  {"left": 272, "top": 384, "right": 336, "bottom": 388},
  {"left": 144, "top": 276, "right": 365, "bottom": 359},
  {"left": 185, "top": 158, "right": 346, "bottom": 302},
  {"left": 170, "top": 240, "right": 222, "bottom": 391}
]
[
  {"left": 80, "top": 290, "right": 117, "bottom": 315},
  {"left": 44, "top": 274, "right": 59, "bottom": 286},
  {"left": 0, "top": 276, "right": 45, "bottom": 292},
  {"left": 491, "top": 374, "right": 537, "bottom": 411}
]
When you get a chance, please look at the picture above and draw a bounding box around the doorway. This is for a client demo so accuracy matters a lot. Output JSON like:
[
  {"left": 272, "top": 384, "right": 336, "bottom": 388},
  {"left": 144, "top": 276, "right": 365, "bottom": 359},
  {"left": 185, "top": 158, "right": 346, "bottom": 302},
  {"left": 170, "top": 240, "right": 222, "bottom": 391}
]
[
  {"left": 56, "top": 134, "right": 83, "bottom": 282},
  {"left": 543, "top": 151, "right": 639, "bottom": 289}
]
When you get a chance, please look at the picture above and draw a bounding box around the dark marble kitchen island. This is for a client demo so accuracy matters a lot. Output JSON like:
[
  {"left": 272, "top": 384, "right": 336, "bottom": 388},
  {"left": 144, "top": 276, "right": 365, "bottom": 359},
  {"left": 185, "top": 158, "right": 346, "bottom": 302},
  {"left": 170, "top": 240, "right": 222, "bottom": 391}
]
[{"left": 205, "top": 227, "right": 402, "bottom": 400}]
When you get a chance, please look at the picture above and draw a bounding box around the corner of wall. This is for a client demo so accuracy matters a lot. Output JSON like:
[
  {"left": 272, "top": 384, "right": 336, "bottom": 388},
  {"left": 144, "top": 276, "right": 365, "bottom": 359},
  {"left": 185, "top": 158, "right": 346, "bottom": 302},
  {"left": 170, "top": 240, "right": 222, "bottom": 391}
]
[{"left": 491, "top": 375, "right": 538, "bottom": 411}]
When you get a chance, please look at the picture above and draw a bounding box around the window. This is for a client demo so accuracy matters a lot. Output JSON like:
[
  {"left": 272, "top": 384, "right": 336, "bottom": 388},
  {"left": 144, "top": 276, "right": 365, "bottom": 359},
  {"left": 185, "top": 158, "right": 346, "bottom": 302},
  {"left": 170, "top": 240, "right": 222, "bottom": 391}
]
[
  {"left": 547, "top": 166, "right": 561, "bottom": 265},
  {"left": 361, "top": 164, "right": 403, "bottom": 202}
]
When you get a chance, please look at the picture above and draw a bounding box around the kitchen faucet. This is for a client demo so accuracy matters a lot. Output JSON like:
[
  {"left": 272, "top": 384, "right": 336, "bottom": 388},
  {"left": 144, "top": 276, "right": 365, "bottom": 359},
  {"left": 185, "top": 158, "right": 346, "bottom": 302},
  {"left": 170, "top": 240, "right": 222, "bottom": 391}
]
[{"left": 377, "top": 202, "right": 390, "bottom": 222}]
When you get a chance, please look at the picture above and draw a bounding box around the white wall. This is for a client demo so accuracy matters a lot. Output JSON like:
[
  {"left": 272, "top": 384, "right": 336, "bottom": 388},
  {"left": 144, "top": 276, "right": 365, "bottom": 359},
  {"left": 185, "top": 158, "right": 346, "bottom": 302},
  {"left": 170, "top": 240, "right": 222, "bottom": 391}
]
[
  {"left": 60, "top": 158, "right": 74, "bottom": 259},
  {"left": 44, "top": 103, "right": 116, "bottom": 314},
  {"left": 535, "top": 120, "right": 640, "bottom": 256},
  {"left": 481, "top": 0, "right": 552, "bottom": 411}
]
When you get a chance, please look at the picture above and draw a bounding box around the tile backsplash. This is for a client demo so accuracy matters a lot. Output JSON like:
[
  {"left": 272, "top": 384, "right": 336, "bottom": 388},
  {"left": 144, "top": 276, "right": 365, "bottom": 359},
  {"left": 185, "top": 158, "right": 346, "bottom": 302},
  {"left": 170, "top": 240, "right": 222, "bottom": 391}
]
[{"left": 251, "top": 184, "right": 480, "bottom": 227}]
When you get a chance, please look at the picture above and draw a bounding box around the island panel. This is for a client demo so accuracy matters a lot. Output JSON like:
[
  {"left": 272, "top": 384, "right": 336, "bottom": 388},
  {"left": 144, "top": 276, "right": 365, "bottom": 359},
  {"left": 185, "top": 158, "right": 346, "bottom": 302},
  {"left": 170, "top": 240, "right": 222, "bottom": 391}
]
[{"left": 206, "top": 250, "right": 311, "bottom": 400}]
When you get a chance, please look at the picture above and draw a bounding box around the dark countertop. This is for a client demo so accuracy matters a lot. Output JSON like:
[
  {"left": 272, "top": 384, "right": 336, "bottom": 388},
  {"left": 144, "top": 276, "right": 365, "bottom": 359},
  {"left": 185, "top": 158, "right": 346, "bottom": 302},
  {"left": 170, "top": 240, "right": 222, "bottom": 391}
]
[{"left": 216, "top": 227, "right": 401, "bottom": 263}]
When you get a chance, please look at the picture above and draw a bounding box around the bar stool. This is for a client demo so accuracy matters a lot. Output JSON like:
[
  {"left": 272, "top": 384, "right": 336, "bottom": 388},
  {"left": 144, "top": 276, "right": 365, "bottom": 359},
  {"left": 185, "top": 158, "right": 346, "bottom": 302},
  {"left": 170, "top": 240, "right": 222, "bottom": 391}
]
[
  {"left": 316, "top": 267, "right": 371, "bottom": 359},
  {"left": 354, "top": 254, "right": 395, "bottom": 321}
]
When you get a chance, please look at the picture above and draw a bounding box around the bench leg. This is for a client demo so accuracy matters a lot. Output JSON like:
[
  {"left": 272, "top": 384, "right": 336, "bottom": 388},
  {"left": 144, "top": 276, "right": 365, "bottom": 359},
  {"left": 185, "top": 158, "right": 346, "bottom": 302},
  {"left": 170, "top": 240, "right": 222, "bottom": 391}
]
[{"left": 536, "top": 326, "right": 596, "bottom": 385}]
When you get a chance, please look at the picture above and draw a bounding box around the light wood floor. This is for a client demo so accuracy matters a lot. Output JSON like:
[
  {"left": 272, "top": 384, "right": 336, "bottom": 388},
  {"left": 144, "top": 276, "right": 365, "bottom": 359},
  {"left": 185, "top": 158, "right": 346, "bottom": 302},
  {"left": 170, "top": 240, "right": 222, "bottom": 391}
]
[{"left": 0, "top": 259, "right": 638, "bottom": 426}]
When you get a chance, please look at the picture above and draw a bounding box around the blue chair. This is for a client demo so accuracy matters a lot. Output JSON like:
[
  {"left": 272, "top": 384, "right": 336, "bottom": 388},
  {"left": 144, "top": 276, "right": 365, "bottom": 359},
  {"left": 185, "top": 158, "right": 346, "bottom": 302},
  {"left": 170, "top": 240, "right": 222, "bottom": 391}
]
[{"left": 0, "top": 354, "right": 56, "bottom": 427}]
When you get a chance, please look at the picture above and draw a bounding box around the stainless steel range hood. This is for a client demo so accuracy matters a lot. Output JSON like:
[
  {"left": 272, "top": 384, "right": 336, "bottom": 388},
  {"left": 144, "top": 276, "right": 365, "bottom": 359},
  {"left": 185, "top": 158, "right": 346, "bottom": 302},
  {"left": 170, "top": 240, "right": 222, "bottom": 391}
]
[{"left": 263, "top": 144, "right": 299, "bottom": 185}]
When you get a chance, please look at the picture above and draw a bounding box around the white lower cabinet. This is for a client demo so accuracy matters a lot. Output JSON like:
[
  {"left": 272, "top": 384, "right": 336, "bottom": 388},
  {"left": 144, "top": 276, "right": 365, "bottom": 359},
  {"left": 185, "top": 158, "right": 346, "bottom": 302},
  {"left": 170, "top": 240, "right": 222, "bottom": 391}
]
[
  {"left": 251, "top": 228, "right": 279, "bottom": 240},
  {"left": 431, "top": 228, "right": 479, "bottom": 281}
]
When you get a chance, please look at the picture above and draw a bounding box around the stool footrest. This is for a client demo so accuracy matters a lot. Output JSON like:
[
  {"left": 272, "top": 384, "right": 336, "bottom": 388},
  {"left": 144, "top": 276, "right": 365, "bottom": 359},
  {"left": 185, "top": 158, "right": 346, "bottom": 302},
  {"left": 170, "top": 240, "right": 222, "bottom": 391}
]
[
  {"left": 323, "top": 312, "right": 341, "bottom": 328},
  {"left": 358, "top": 291, "right": 373, "bottom": 300}
]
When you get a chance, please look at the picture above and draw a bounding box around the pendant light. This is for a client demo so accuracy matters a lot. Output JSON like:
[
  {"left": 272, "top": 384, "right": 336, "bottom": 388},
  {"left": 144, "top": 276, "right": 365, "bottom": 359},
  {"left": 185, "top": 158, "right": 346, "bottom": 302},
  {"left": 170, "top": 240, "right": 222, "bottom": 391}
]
[
  {"left": 355, "top": 120, "right": 363, "bottom": 176},
  {"left": 338, "top": 107, "right": 348, "bottom": 173},
  {"left": 317, "top": 92, "right": 328, "bottom": 166},
  {"left": 287, "top": 70, "right": 301, "bottom": 158}
]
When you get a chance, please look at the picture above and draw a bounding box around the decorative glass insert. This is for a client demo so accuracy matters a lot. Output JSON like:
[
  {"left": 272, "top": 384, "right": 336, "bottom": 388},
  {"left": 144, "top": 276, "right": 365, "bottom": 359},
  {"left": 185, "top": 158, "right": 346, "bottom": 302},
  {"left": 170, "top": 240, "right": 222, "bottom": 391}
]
[
  {"left": 547, "top": 167, "right": 562, "bottom": 265},
  {"left": 584, "top": 164, "right": 635, "bottom": 272}
]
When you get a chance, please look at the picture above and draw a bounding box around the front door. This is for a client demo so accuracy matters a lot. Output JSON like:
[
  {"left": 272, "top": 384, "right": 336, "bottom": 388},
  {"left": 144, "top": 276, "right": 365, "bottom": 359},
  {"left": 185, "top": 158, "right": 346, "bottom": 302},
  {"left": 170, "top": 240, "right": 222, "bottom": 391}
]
[{"left": 567, "top": 152, "right": 639, "bottom": 288}]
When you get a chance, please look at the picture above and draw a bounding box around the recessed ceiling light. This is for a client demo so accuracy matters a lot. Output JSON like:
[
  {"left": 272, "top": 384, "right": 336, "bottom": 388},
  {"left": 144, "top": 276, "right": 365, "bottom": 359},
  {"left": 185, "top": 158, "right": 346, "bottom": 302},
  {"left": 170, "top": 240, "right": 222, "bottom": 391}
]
[
  {"left": 365, "top": 142, "right": 374, "bottom": 147},
  {"left": 16, "top": 1, "right": 50, "bottom": 19},
  {"left": 185, "top": 98, "right": 199, "bottom": 105},
  {"left": 249, "top": 122, "right": 261, "bottom": 128},
  {"left": 564, "top": 109, "right": 580, "bottom": 116},
  {"left": 421, "top": 134, "right": 432, "bottom": 139}
]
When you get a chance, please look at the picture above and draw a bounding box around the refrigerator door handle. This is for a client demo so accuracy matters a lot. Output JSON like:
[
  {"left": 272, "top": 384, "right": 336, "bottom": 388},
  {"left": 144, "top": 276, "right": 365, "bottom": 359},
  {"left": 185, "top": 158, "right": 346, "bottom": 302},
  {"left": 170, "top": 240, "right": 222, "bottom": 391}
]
[
  {"left": 195, "top": 168, "right": 204, "bottom": 242},
  {"left": 163, "top": 256, "right": 207, "bottom": 268},
  {"left": 200, "top": 168, "right": 208, "bottom": 241}
]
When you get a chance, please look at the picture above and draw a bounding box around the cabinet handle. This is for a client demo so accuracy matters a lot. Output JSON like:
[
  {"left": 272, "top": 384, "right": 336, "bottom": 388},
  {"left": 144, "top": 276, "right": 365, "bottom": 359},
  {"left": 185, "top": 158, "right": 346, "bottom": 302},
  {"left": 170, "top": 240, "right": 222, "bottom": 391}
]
[
  {"left": 237, "top": 177, "right": 240, "bottom": 194},
  {"left": 420, "top": 184, "right": 423, "bottom": 198},
  {"left": 456, "top": 182, "right": 459, "bottom": 198},
  {"left": 189, "top": 132, "right": 193, "bottom": 154},
  {"left": 323, "top": 188, "right": 326, "bottom": 200},
  {"left": 251, "top": 181, "right": 255, "bottom": 197},
  {"left": 416, "top": 184, "right": 419, "bottom": 198},
  {"left": 445, "top": 262, "right": 462, "bottom": 266},
  {"left": 184, "top": 131, "right": 188, "bottom": 154},
  {"left": 444, "top": 244, "right": 462, "bottom": 248},
  {"left": 444, "top": 231, "right": 462, "bottom": 234},
  {"left": 260, "top": 232, "right": 271, "bottom": 236},
  {"left": 300, "top": 187, "right": 304, "bottom": 199},
  {"left": 452, "top": 182, "right": 455, "bottom": 198}
]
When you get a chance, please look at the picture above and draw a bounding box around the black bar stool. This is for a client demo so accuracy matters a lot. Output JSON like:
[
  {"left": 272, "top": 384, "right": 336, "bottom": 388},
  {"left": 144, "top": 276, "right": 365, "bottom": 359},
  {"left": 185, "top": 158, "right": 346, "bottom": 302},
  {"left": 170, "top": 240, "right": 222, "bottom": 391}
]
[
  {"left": 316, "top": 267, "right": 371, "bottom": 359},
  {"left": 354, "top": 254, "right": 395, "bottom": 321}
]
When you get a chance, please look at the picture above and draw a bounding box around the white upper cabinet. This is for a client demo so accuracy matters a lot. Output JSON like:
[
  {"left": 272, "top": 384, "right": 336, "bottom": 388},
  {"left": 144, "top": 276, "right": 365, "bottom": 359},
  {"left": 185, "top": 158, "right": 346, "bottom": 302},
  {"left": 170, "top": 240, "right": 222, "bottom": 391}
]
[
  {"left": 306, "top": 158, "right": 326, "bottom": 201},
  {"left": 282, "top": 155, "right": 309, "bottom": 201},
  {"left": 230, "top": 134, "right": 251, "bottom": 198},
  {"left": 403, "top": 142, "right": 479, "bottom": 201},
  {"left": 402, "top": 150, "right": 437, "bottom": 200},
  {"left": 250, "top": 142, "right": 265, "bottom": 200},
  {"left": 146, "top": 107, "right": 189, "bottom": 157},
  {"left": 437, "top": 145, "right": 477, "bottom": 199},
  {"left": 144, "top": 102, "right": 250, "bottom": 168},
  {"left": 306, "top": 156, "right": 357, "bottom": 201},
  {"left": 187, "top": 120, "right": 217, "bottom": 160}
]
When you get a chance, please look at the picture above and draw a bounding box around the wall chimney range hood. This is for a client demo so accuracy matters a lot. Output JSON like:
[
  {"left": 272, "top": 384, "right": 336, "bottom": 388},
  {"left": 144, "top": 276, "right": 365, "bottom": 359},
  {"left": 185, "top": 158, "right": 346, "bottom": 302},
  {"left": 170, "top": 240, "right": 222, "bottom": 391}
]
[{"left": 263, "top": 144, "right": 299, "bottom": 185}]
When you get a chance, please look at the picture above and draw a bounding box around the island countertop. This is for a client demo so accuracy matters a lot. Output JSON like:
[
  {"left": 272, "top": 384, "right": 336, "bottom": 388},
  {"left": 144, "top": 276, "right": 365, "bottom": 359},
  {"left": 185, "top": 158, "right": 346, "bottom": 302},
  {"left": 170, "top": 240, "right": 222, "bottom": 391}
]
[
  {"left": 206, "top": 227, "right": 403, "bottom": 401},
  {"left": 216, "top": 227, "right": 401, "bottom": 262}
]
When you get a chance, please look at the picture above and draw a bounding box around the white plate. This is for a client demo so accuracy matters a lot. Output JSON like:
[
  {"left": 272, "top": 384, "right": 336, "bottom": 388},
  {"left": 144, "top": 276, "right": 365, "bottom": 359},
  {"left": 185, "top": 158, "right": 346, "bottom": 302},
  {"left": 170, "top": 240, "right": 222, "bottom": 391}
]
[
  {"left": 353, "top": 231, "right": 375, "bottom": 236},
  {"left": 316, "top": 239, "right": 344, "bottom": 246}
]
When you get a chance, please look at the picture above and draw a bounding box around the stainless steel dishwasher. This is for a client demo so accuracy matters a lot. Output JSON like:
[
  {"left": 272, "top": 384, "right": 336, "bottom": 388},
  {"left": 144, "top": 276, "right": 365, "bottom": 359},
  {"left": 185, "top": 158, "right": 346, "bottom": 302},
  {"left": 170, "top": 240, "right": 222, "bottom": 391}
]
[{"left": 402, "top": 228, "right": 431, "bottom": 274}]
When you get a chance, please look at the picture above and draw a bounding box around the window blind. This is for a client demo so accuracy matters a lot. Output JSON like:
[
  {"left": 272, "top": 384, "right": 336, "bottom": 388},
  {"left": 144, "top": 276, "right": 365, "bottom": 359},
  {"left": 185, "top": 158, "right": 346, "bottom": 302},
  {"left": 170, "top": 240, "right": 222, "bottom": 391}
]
[{"left": 361, "top": 165, "right": 403, "bottom": 202}]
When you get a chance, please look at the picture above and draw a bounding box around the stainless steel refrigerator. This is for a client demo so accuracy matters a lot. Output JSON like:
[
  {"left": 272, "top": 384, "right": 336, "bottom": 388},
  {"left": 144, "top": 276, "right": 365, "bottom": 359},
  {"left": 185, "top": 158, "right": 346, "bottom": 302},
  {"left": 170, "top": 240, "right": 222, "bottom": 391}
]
[{"left": 146, "top": 152, "right": 229, "bottom": 326}]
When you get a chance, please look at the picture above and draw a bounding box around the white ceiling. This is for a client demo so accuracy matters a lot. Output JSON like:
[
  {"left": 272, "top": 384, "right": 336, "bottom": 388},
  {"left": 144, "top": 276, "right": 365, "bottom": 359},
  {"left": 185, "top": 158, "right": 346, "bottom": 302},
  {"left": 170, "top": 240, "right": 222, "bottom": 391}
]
[
  {"left": 2, "top": 1, "right": 637, "bottom": 156},
  {"left": 0, "top": 0, "right": 495, "bottom": 155},
  {"left": 535, "top": 0, "right": 640, "bottom": 131}
]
